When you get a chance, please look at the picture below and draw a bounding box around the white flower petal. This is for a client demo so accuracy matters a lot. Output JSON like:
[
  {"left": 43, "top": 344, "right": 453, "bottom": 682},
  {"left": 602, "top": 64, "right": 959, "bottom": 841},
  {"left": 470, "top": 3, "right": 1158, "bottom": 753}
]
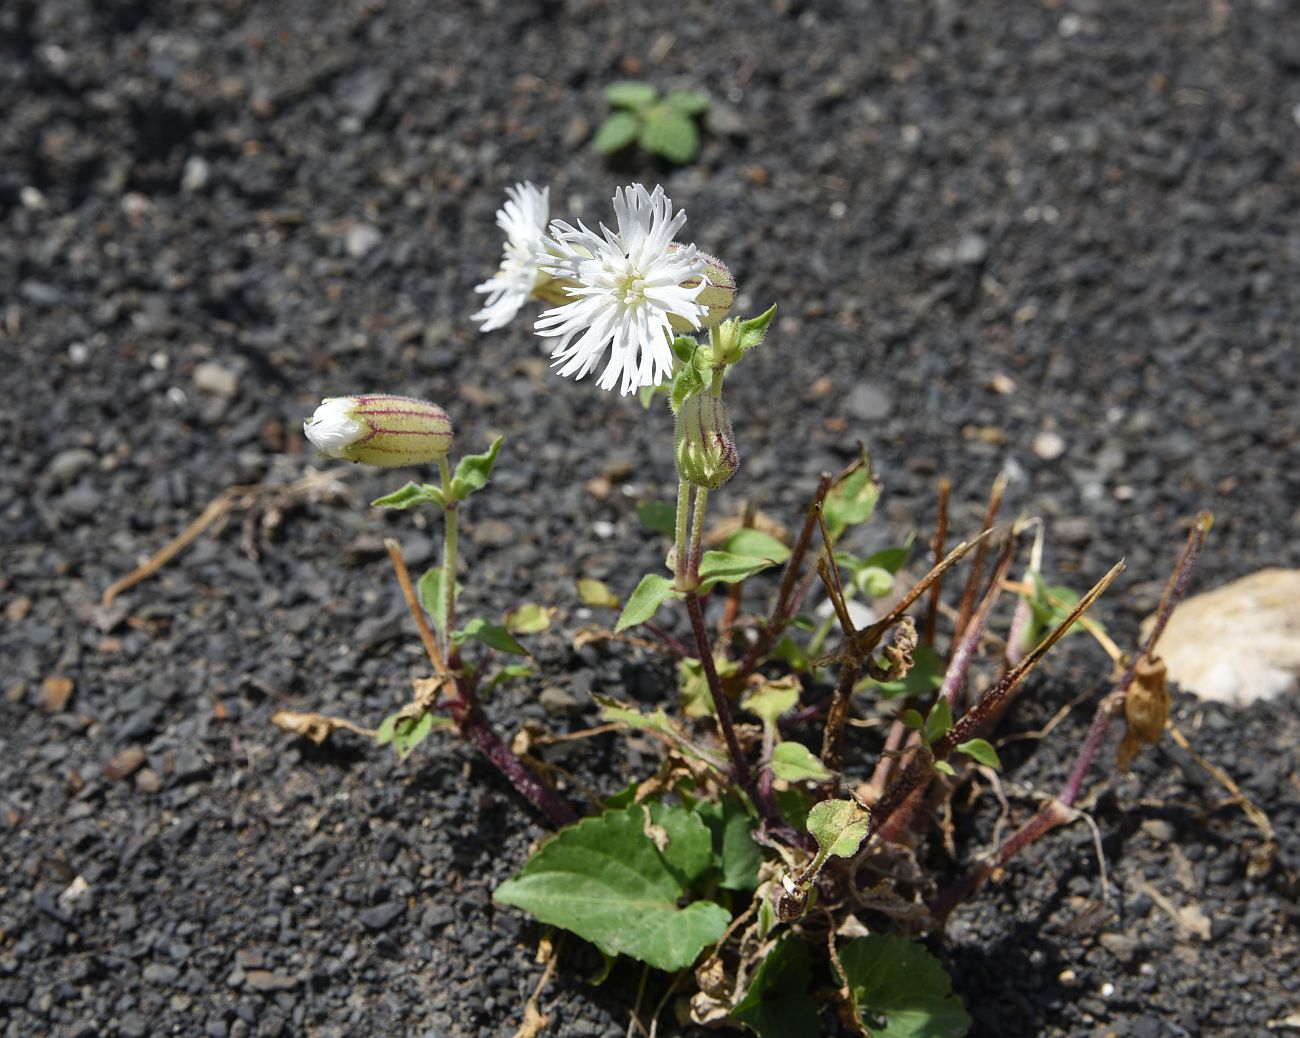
[
  {"left": 533, "top": 183, "right": 707, "bottom": 395},
  {"left": 473, "top": 182, "right": 550, "bottom": 331}
]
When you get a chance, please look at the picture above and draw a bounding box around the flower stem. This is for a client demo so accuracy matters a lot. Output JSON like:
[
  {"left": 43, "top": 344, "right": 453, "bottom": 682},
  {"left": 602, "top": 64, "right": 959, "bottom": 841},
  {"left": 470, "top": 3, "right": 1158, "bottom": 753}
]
[
  {"left": 439, "top": 455, "right": 458, "bottom": 660},
  {"left": 684, "top": 591, "right": 755, "bottom": 795},
  {"left": 674, "top": 479, "right": 691, "bottom": 591}
]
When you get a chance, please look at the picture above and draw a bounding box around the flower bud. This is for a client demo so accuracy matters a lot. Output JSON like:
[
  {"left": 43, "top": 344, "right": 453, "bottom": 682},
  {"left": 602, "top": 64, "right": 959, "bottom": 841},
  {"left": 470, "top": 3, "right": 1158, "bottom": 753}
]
[
  {"left": 669, "top": 250, "right": 736, "bottom": 333},
  {"left": 675, "top": 394, "right": 739, "bottom": 490},
  {"left": 303, "top": 394, "right": 453, "bottom": 467}
]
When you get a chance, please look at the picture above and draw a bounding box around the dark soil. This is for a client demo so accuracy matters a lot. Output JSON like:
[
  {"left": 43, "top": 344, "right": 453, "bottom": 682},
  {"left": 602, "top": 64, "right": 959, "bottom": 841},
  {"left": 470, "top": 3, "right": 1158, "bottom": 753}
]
[{"left": 3, "top": 1, "right": 1298, "bottom": 1036}]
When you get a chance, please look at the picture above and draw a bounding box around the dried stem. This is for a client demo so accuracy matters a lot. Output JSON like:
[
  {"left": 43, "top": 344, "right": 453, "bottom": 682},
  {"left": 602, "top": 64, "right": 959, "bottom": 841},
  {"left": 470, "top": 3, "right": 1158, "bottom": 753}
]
[
  {"left": 927, "top": 513, "right": 1212, "bottom": 921},
  {"left": 386, "top": 538, "right": 578, "bottom": 828},
  {"left": 923, "top": 478, "right": 951, "bottom": 647},
  {"left": 735, "top": 472, "right": 834, "bottom": 680},
  {"left": 950, "top": 473, "right": 1007, "bottom": 648},
  {"left": 871, "top": 559, "right": 1124, "bottom": 838}
]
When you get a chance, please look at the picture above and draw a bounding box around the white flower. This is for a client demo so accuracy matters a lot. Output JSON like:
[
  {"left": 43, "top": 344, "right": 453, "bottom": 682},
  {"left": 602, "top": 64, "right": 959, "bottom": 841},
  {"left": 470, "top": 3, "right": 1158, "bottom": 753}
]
[
  {"left": 535, "top": 183, "right": 708, "bottom": 395},
  {"left": 473, "top": 182, "right": 551, "bottom": 332},
  {"left": 303, "top": 397, "right": 367, "bottom": 457}
]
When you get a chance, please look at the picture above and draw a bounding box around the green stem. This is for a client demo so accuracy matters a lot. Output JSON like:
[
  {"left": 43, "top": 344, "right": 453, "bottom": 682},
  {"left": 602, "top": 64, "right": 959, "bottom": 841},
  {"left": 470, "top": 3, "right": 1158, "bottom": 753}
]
[
  {"left": 688, "top": 486, "right": 709, "bottom": 585},
  {"left": 439, "top": 455, "right": 458, "bottom": 660},
  {"left": 674, "top": 479, "right": 691, "bottom": 591}
]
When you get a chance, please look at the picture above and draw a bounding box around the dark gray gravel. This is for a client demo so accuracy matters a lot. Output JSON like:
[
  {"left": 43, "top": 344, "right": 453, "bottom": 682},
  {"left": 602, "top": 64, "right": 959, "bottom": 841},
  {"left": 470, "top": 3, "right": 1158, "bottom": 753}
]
[{"left": 2, "top": 0, "right": 1297, "bottom": 1035}]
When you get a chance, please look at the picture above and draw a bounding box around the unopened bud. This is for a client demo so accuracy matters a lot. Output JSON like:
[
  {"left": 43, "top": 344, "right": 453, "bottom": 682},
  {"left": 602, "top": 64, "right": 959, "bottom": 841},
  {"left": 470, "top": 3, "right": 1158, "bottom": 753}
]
[
  {"left": 675, "top": 394, "right": 739, "bottom": 489},
  {"left": 303, "top": 394, "right": 453, "bottom": 467},
  {"left": 669, "top": 250, "right": 737, "bottom": 333}
]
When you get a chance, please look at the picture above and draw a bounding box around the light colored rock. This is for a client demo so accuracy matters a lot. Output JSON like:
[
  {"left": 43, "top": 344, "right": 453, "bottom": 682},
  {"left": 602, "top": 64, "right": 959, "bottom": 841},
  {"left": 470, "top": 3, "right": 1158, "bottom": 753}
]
[
  {"left": 1033, "top": 430, "right": 1066, "bottom": 460},
  {"left": 1143, "top": 569, "right": 1300, "bottom": 704},
  {"left": 193, "top": 361, "right": 238, "bottom": 398}
]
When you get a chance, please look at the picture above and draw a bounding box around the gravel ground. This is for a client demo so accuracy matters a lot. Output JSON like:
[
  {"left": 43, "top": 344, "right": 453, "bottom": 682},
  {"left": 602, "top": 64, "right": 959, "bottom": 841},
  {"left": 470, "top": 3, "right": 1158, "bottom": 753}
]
[{"left": 2, "top": 1, "right": 1298, "bottom": 1035}]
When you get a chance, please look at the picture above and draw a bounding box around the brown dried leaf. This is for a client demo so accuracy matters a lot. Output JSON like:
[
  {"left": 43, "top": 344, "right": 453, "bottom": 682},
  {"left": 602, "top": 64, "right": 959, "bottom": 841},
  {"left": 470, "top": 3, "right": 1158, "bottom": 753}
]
[{"left": 270, "top": 710, "right": 376, "bottom": 745}]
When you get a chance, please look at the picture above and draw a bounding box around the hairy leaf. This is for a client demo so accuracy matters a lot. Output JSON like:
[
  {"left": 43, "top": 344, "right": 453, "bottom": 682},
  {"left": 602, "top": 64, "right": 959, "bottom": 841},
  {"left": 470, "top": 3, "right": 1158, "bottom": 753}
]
[
  {"left": 417, "top": 566, "right": 460, "bottom": 641},
  {"left": 696, "top": 550, "right": 781, "bottom": 593},
  {"left": 837, "top": 935, "right": 971, "bottom": 1038},
  {"left": 807, "top": 798, "right": 872, "bottom": 861},
  {"left": 593, "top": 110, "right": 641, "bottom": 153},
  {"left": 741, "top": 676, "right": 800, "bottom": 727},
  {"left": 923, "top": 698, "right": 952, "bottom": 746},
  {"left": 823, "top": 464, "right": 882, "bottom": 542},
  {"left": 635, "top": 500, "right": 678, "bottom": 538},
  {"left": 493, "top": 804, "right": 730, "bottom": 971},
  {"left": 616, "top": 573, "right": 679, "bottom": 632},
  {"left": 695, "top": 796, "right": 762, "bottom": 891},
  {"left": 371, "top": 482, "right": 439, "bottom": 510},
  {"left": 577, "top": 578, "right": 620, "bottom": 609},
  {"left": 665, "top": 90, "right": 710, "bottom": 115},
  {"left": 604, "top": 80, "right": 658, "bottom": 109},
  {"left": 730, "top": 937, "right": 820, "bottom": 1037},
  {"left": 454, "top": 617, "right": 528, "bottom": 656},
  {"left": 505, "top": 603, "right": 551, "bottom": 634},
  {"left": 723, "top": 528, "right": 791, "bottom": 564},
  {"left": 449, "top": 436, "right": 502, "bottom": 499},
  {"left": 771, "top": 742, "right": 833, "bottom": 783},
  {"left": 955, "top": 738, "right": 1001, "bottom": 769},
  {"left": 641, "top": 110, "right": 699, "bottom": 164}
]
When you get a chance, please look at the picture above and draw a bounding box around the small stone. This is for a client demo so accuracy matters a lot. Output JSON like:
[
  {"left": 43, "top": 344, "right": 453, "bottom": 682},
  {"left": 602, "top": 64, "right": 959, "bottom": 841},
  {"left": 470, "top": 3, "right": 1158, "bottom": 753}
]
[
  {"left": 134, "top": 768, "right": 162, "bottom": 794},
  {"left": 345, "top": 222, "right": 383, "bottom": 259},
  {"left": 539, "top": 686, "right": 580, "bottom": 718},
  {"left": 243, "top": 970, "right": 298, "bottom": 993},
  {"left": 143, "top": 962, "right": 181, "bottom": 985},
  {"left": 989, "top": 372, "right": 1016, "bottom": 395},
  {"left": 844, "top": 383, "right": 893, "bottom": 423},
  {"left": 359, "top": 901, "right": 405, "bottom": 932},
  {"left": 1054, "top": 516, "right": 1095, "bottom": 546},
  {"left": 1033, "top": 430, "right": 1067, "bottom": 460},
  {"left": 194, "top": 362, "right": 239, "bottom": 398},
  {"left": 1141, "top": 819, "right": 1176, "bottom": 843},
  {"left": 954, "top": 232, "right": 989, "bottom": 265},
  {"left": 104, "top": 747, "right": 147, "bottom": 781},
  {"left": 1143, "top": 569, "right": 1300, "bottom": 704},
  {"left": 48, "top": 448, "right": 97, "bottom": 485},
  {"left": 38, "top": 676, "right": 75, "bottom": 714},
  {"left": 181, "top": 156, "right": 210, "bottom": 192},
  {"left": 1098, "top": 932, "right": 1140, "bottom": 963}
]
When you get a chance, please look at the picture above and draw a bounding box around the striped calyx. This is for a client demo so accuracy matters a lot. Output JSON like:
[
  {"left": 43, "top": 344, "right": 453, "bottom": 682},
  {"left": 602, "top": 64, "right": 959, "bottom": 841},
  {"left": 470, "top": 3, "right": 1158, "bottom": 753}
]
[
  {"left": 674, "top": 393, "right": 738, "bottom": 490},
  {"left": 303, "top": 395, "right": 453, "bottom": 468}
]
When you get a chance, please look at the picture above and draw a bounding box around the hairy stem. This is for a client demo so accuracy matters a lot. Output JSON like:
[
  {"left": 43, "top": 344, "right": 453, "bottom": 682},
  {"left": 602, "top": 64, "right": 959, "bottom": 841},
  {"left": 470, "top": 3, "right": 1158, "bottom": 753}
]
[
  {"left": 439, "top": 455, "right": 458, "bottom": 661},
  {"left": 673, "top": 478, "right": 691, "bottom": 591}
]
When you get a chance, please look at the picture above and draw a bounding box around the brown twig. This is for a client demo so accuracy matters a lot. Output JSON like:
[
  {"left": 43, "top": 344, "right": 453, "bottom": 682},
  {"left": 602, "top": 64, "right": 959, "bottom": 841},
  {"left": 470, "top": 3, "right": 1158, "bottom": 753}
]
[
  {"left": 385, "top": 538, "right": 449, "bottom": 677},
  {"left": 923, "top": 478, "right": 951, "bottom": 648},
  {"left": 950, "top": 473, "right": 1007, "bottom": 648}
]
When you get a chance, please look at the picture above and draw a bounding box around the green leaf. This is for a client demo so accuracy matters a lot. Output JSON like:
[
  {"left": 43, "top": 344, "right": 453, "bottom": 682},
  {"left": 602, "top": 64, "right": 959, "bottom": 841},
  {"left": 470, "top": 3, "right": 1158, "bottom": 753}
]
[
  {"left": 640, "top": 110, "right": 699, "bottom": 164},
  {"left": 370, "top": 482, "right": 439, "bottom": 510},
  {"left": 741, "top": 676, "right": 800, "bottom": 727},
  {"left": 604, "top": 80, "right": 658, "bottom": 109},
  {"left": 730, "top": 937, "right": 820, "bottom": 1038},
  {"left": 454, "top": 617, "right": 528, "bottom": 656},
  {"left": 823, "top": 463, "right": 882, "bottom": 542},
  {"left": 933, "top": 760, "right": 956, "bottom": 776},
  {"left": 874, "top": 644, "right": 945, "bottom": 699},
  {"left": 417, "top": 566, "right": 459, "bottom": 641},
  {"left": 593, "top": 110, "right": 641, "bottom": 154},
  {"left": 955, "top": 738, "right": 1001, "bottom": 769},
  {"left": 923, "top": 698, "right": 952, "bottom": 746},
  {"left": 505, "top": 603, "right": 551, "bottom": 634},
  {"left": 665, "top": 90, "right": 709, "bottom": 115},
  {"left": 637, "top": 382, "right": 669, "bottom": 409},
  {"left": 855, "top": 565, "right": 895, "bottom": 599},
  {"left": 635, "top": 500, "right": 677, "bottom": 538},
  {"left": 770, "top": 742, "right": 833, "bottom": 783},
  {"left": 723, "top": 528, "right": 791, "bottom": 565},
  {"left": 696, "top": 550, "right": 781, "bottom": 593},
  {"left": 671, "top": 335, "right": 701, "bottom": 364},
  {"left": 484, "top": 662, "right": 534, "bottom": 694},
  {"left": 695, "top": 796, "right": 762, "bottom": 892},
  {"left": 670, "top": 361, "right": 709, "bottom": 414},
  {"left": 677, "top": 655, "right": 737, "bottom": 718},
  {"left": 775, "top": 787, "right": 812, "bottom": 830},
  {"left": 615, "top": 573, "right": 679, "bottom": 632},
  {"left": 862, "top": 533, "right": 916, "bottom": 575},
  {"left": 900, "top": 709, "right": 925, "bottom": 731},
  {"left": 735, "top": 304, "right": 777, "bottom": 353},
  {"left": 806, "top": 798, "right": 872, "bottom": 861},
  {"left": 770, "top": 635, "right": 810, "bottom": 671},
  {"left": 493, "top": 804, "right": 730, "bottom": 971},
  {"left": 449, "top": 436, "right": 503, "bottom": 500},
  {"left": 375, "top": 711, "right": 452, "bottom": 761},
  {"left": 837, "top": 935, "right": 971, "bottom": 1037},
  {"left": 577, "top": 578, "right": 621, "bottom": 609}
]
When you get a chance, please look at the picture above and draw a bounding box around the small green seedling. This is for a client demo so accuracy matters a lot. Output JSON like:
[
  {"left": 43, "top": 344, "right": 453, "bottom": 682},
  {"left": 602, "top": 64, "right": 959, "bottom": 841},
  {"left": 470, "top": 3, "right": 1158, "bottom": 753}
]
[{"left": 594, "top": 81, "right": 710, "bottom": 165}]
